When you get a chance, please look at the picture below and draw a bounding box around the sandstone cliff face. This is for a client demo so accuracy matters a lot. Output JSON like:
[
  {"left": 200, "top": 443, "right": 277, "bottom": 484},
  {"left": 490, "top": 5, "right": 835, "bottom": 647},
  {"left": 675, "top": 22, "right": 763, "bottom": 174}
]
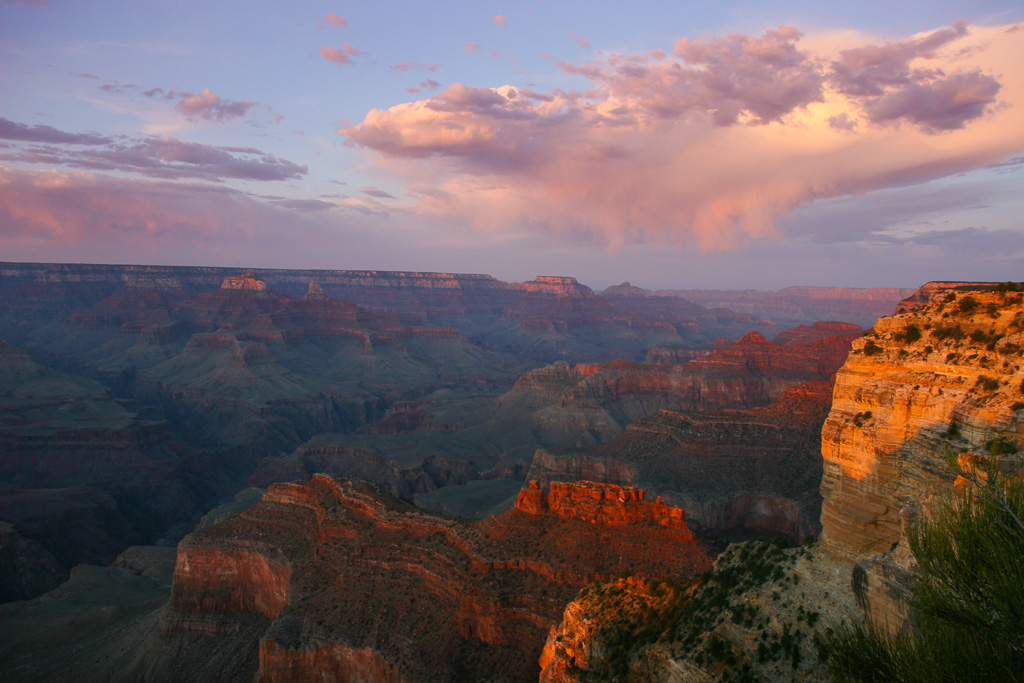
[
  {"left": 163, "top": 476, "right": 711, "bottom": 682},
  {"left": 818, "top": 286, "right": 1024, "bottom": 626}
]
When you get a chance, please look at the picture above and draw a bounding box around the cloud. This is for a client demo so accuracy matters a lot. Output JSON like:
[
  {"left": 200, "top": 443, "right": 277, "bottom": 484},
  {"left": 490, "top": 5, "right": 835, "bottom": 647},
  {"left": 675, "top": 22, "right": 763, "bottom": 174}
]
[
  {"left": 173, "top": 88, "right": 256, "bottom": 121},
  {"left": 362, "top": 187, "right": 395, "bottom": 199},
  {"left": 465, "top": 41, "right": 481, "bottom": 54},
  {"left": 392, "top": 61, "right": 441, "bottom": 72},
  {"left": 570, "top": 33, "right": 590, "bottom": 48},
  {"left": 827, "top": 20, "right": 1001, "bottom": 132},
  {"left": 321, "top": 42, "right": 364, "bottom": 65},
  {"left": 0, "top": 167, "right": 406, "bottom": 269},
  {"left": 0, "top": 121, "right": 306, "bottom": 182},
  {"left": 0, "top": 117, "right": 111, "bottom": 145},
  {"left": 493, "top": 15, "right": 506, "bottom": 27},
  {"left": 135, "top": 85, "right": 258, "bottom": 122},
  {"left": 340, "top": 22, "right": 1023, "bottom": 252},
  {"left": 320, "top": 13, "right": 347, "bottom": 28}
]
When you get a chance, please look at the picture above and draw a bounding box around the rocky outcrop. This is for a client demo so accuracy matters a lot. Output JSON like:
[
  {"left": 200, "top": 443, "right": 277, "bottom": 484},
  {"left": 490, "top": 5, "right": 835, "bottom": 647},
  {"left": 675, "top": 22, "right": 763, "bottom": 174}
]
[
  {"left": 515, "top": 481, "right": 692, "bottom": 534},
  {"left": 162, "top": 475, "right": 711, "bottom": 682},
  {"left": 818, "top": 286, "right": 1024, "bottom": 628},
  {"left": 540, "top": 541, "right": 858, "bottom": 682},
  {"left": 220, "top": 273, "right": 270, "bottom": 292},
  {"left": 894, "top": 280, "right": 999, "bottom": 313}
]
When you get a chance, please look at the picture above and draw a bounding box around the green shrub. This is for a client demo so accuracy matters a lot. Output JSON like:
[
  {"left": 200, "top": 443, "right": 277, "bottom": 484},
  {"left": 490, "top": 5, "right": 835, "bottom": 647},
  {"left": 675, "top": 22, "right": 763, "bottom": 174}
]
[
  {"left": 863, "top": 340, "right": 883, "bottom": 356},
  {"left": 823, "top": 459, "right": 1024, "bottom": 683},
  {"left": 958, "top": 296, "right": 979, "bottom": 313}
]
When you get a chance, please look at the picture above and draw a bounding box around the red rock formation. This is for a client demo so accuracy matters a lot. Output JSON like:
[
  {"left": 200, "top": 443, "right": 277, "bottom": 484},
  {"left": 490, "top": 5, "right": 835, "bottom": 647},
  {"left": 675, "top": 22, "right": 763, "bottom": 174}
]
[
  {"left": 162, "top": 475, "right": 711, "bottom": 682},
  {"left": 516, "top": 481, "right": 692, "bottom": 534}
]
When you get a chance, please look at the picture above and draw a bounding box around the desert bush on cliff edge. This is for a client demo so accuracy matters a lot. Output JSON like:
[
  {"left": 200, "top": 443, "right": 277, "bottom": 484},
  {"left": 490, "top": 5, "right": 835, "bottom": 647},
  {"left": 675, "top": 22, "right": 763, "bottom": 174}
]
[{"left": 824, "top": 458, "right": 1024, "bottom": 682}]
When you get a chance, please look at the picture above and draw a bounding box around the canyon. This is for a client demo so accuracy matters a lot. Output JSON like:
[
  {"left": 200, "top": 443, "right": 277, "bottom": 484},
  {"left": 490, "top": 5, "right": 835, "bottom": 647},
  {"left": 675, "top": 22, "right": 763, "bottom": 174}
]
[
  {"left": 2, "top": 262, "right": 1007, "bottom": 682},
  {"left": 538, "top": 282, "right": 1024, "bottom": 681}
]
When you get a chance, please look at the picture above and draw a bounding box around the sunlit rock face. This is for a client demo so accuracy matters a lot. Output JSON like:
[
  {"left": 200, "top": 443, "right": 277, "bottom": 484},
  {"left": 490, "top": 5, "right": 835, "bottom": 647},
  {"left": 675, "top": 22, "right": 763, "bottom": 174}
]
[
  {"left": 219, "top": 273, "right": 269, "bottom": 292},
  {"left": 161, "top": 476, "right": 711, "bottom": 682},
  {"left": 818, "top": 285, "right": 1024, "bottom": 627}
]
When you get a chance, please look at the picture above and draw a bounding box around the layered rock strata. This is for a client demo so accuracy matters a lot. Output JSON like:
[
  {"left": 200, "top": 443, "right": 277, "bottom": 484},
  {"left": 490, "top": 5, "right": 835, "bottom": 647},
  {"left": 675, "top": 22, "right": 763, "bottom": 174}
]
[
  {"left": 164, "top": 476, "right": 711, "bottom": 682},
  {"left": 819, "top": 286, "right": 1024, "bottom": 627},
  {"left": 527, "top": 382, "right": 835, "bottom": 544}
]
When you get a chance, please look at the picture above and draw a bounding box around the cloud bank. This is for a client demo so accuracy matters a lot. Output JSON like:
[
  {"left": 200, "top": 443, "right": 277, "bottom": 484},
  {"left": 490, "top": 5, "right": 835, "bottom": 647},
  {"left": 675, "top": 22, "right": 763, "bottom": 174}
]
[
  {"left": 341, "top": 22, "right": 1023, "bottom": 251},
  {"left": 0, "top": 119, "right": 307, "bottom": 182}
]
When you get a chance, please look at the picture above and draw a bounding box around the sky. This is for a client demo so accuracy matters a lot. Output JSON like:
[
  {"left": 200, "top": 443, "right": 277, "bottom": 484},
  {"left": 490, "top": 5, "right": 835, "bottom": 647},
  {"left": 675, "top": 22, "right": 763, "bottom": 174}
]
[{"left": 1, "top": 0, "right": 1022, "bottom": 291}]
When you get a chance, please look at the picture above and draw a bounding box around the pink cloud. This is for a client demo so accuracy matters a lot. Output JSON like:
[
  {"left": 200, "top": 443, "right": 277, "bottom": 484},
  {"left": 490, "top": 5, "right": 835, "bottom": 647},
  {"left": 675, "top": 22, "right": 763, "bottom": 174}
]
[
  {"left": 465, "top": 41, "right": 481, "bottom": 54},
  {"left": 138, "top": 86, "right": 257, "bottom": 121},
  {"left": 321, "top": 13, "right": 347, "bottom": 28},
  {"left": 392, "top": 61, "right": 442, "bottom": 72},
  {"left": 570, "top": 33, "right": 590, "bottom": 48},
  {"left": 320, "top": 42, "right": 364, "bottom": 65},
  {"left": 175, "top": 88, "right": 256, "bottom": 121},
  {"left": 340, "top": 22, "right": 1023, "bottom": 252},
  {"left": 0, "top": 167, "right": 405, "bottom": 268},
  {"left": 493, "top": 15, "right": 506, "bottom": 27}
]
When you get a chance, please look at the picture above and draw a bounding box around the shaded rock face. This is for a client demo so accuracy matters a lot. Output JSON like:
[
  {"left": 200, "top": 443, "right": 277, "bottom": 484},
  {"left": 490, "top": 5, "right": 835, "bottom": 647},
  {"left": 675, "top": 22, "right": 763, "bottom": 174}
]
[
  {"left": 818, "top": 287, "right": 1024, "bottom": 627},
  {"left": 528, "top": 382, "right": 835, "bottom": 544},
  {"left": 163, "top": 475, "right": 711, "bottom": 682},
  {"left": 0, "top": 338, "right": 200, "bottom": 599},
  {"left": 506, "top": 328, "right": 855, "bottom": 474}
]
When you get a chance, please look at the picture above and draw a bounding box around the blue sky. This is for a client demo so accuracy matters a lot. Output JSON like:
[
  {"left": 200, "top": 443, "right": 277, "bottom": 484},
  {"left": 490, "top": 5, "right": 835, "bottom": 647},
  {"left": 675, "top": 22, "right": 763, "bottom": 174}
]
[{"left": 1, "top": 0, "right": 1022, "bottom": 290}]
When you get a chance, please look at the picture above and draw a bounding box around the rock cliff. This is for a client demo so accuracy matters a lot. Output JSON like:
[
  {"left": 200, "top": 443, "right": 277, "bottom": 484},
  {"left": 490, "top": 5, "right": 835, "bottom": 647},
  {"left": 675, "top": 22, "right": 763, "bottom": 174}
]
[
  {"left": 161, "top": 476, "right": 711, "bottom": 682},
  {"left": 818, "top": 285, "right": 1024, "bottom": 628}
]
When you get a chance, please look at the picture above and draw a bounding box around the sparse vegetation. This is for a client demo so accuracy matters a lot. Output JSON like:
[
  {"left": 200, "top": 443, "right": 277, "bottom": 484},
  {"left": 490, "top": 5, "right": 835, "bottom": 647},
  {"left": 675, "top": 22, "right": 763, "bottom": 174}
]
[
  {"left": 986, "top": 435, "right": 1018, "bottom": 456},
  {"left": 863, "top": 340, "right": 883, "bottom": 356},
  {"left": 931, "top": 325, "right": 963, "bottom": 342},
  {"left": 958, "top": 296, "right": 979, "bottom": 313},
  {"left": 975, "top": 375, "right": 1000, "bottom": 392},
  {"left": 893, "top": 324, "right": 922, "bottom": 343},
  {"left": 823, "top": 458, "right": 1024, "bottom": 683}
]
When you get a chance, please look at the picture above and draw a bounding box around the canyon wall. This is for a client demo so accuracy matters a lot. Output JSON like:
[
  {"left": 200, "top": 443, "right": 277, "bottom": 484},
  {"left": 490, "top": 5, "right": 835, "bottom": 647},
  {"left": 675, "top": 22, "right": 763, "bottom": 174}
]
[{"left": 159, "top": 476, "right": 711, "bottom": 682}]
